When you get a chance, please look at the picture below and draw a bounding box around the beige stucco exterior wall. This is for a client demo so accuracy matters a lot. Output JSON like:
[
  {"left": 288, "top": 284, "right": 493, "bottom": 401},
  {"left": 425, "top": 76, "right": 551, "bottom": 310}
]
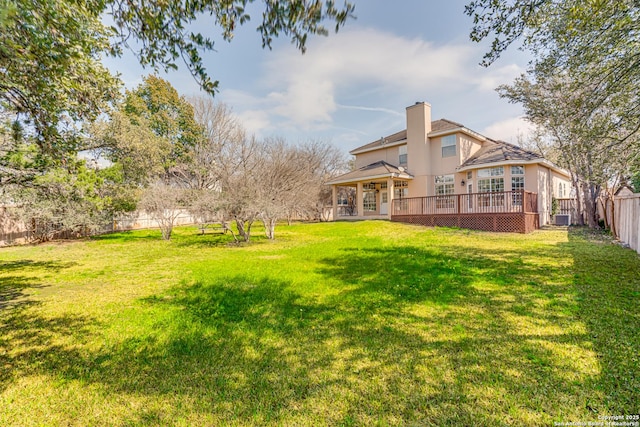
[
  {"left": 523, "top": 165, "right": 539, "bottom": 193},
  {"left": 429, "top": 136, "right": 459, "bottom": 177},
  {"left": 354, "top": 144, "right": 405, "bottom": 169},
  {"left": 424, "top": 134, "right": 483, "bottom": 196},
  {"left": 406, "top": 103, "right": 432, "bottom": 178},
  {"left": 536, "top": 165, "right": 552, "bottom": 225},
  {"left": 550, "top": 170, "right": 573, "bottom": 198},
  {"left": 459, "top": 136, "right": 483, "bottom": 165},
  {"left": 407, "top": 177, "right": 428, "bottom": 199}
]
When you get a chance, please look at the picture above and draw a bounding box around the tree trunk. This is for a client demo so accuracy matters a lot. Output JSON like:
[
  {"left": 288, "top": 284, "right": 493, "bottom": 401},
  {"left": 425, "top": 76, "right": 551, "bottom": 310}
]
[
  {"left": 571, "top": 175, "right": 585, "bottom": 225},
  {"left": 598, "top": 195, "right": 609, "bottom": 230},
  {"left": 246, "top": 220, "right": 253, "bottom": 241},
  {"left": 610, "top": 196, "right": 617, "bottom": 238},
  {"left": 581, "top": 181, "right": 600, "bottom": 228},
  {"left": 235, "top": 219, "right": 248, "bottom": 242}
]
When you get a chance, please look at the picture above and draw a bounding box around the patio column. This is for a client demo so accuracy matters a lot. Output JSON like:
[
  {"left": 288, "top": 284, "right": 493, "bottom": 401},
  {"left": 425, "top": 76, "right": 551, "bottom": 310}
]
[
  {"left": 331, "top": 185, "right": 338, "bottom": 221},
  {"left": 388, "top": 177, "right": 395, "bottom": 219},
  {"left": 356, "top": 182, "right": 364, "bottom": 218}
]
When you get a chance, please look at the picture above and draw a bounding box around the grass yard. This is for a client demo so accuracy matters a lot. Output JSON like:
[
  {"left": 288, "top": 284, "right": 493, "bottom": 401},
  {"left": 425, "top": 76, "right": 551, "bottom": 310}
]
[{"left": 0, "top": 221, "right": 638, "bottom": 426}]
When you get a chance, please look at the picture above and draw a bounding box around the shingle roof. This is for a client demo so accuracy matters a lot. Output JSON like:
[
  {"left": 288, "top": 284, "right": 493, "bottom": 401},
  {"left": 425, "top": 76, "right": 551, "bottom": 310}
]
[
  {"left": 350, "top": 129, "right": 407, "bottom": 154},
  {"left": 350, "top": 118, "right": 465, "bottom": 154},
  {"left": 460, "top": 140, "right": 542, "bottom": 168},
  {"left": 326, "top": 160, "right": 413, "bottom": 185},
  {"left": 430, "top": 118, "right": 464, "bottom": 134}
]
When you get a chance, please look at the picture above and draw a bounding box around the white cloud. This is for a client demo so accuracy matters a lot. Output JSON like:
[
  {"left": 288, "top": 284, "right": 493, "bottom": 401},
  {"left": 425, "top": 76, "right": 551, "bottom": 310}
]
[
  {"left": 212, "top": 27, "right": 528, "bottom": 148},
  {"left": 337, "top": 104, "right": 405, "bottom": 117},
  {"left": 235, "top": 109, "right": 272, "bottom": 136},
  {"left": 482, "top": 116, "right": 534, "bottom": 143},
  {"left": 223, "top": 28, "right": 479, "bottom": 131},
  {"left": 475, "top": 63, "right": 524, "bottom": 92}
]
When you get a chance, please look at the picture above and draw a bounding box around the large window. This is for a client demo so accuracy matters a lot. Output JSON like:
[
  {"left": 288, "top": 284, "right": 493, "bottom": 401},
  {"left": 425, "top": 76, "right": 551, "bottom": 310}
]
[
  {"left": 362, "top": 183, "right": 377, "bottom": 212},
  {"left": 363, "top": 191, "right": 377, "bottom": 211},
  {"left": 393, "top": 180, "right": 409, "bottom": 198},
  {"left": 559, "top": 182, "right": 567, "bottom": 198},
  {"left": 435, "top": 174, "right": 455, "bottom": 209},
  {"left": 511, "top": 165, "right": 525, "bottom": 205},
  {"left": 398, "top": 145, "right": 407, "bottom": 167},
  {"left": 393, "top": 180, "right": 409, "bottom": 211},
  {"left": 478, "top": 166, "right": 504, "bottom": 178},
  {"left": 441, "top": 135, "right": 456, "bottom": 158},
  {"left": 478, "top": 166, "right": 504, "bottom": 207},
  {"left": 435, "top": 175, "right": 455, "bottom": 195}
]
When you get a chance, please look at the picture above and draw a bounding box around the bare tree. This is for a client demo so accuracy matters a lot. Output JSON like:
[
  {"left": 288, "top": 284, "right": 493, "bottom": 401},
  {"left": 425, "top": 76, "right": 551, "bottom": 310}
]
[
  {"left": 138, "top": 181, "right": 188, "bottom": 240},
  {"left": 186, "top": 97, "right": 349, "bottom": 241},
  {"left": 216, "top": 135, "right": 263, "bottom": 242},
  {"left": 175, "top": 98, "right": 245, "bottom": 191},
  {"left": 255, "top": 138, "right": 311, "bottom": 238},
  {"left": 298, "top": 140, "right": 349, "bottom": 221},
  {"left": 182, "top": 97, "right": 254, "bottom": 240}
]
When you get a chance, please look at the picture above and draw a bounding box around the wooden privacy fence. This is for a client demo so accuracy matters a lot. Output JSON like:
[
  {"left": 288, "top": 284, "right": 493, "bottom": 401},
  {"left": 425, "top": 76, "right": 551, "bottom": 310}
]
[
  {"left": 391, "top": 190, "right": 540, "bottom": 233},
  {"left": 613, "top": 193, "right": 640, "bottom": 254},
  {"left": 0, "top": 209, "right": 199, "bottom": 246}
]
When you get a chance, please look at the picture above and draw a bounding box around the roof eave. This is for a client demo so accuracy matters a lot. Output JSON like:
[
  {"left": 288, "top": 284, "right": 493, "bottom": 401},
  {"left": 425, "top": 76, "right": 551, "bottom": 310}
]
[
  {"left": 328, "top": 172, "right": 414, "bottom": 186},
  {"left": 457, "top": 158, "right": 570, "bottom": 177},
  {"left": 349, "top": 139, "right": 407, "bottom": 155},
  {"left": 428, "top": 127, "right": 487, "bottom": 141}
]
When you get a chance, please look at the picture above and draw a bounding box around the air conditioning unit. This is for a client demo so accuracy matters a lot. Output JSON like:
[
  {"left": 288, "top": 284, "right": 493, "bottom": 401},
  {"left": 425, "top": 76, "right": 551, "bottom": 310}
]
[{"left": 554, "top": 214, "right": 570, "bottom": 226}]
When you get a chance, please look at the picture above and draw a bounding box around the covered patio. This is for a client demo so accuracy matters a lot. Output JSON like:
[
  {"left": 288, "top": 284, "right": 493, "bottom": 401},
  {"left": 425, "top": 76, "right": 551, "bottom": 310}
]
[{"left": 328, "top": 161, "right": 414, "bottom": 220}]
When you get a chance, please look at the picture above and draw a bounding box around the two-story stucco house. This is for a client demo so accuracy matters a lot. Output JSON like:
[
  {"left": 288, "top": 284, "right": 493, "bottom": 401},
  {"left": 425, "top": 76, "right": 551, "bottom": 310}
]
[{"left": 328, "top": 101, "right": 572, "bottom": 233}]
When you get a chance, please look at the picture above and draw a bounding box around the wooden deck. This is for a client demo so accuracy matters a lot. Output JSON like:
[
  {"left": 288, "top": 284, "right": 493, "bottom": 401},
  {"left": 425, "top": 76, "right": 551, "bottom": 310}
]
[{"left": 391, "top": 191, "right": 539, "bottom": 233}]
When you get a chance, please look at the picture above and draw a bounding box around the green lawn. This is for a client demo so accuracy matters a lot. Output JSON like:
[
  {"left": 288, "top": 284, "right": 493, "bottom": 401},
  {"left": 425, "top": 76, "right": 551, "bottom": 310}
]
[{"left": 0, "top": 221, "right": 638, "bottom": 426}]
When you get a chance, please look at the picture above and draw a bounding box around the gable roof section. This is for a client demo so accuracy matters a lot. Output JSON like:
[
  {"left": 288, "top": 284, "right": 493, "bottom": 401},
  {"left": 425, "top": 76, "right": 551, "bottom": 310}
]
[
  {"left": 457, "top": 140, "right": 569, "bottom": 177},
  {"left": 350, "top": 129, "right": 407, "bottom": 155},
  {"left": 326, "top": 161, "right": 414, "bottom": 185},
  {"left": 430, "top": 118, "right": 464, "bottom": 134},
  {"left": 349, "top": 118, "right": 481, "bottom": 155},
  {"left": 460, "top": 140, "right": 542, "bottom": 168}
]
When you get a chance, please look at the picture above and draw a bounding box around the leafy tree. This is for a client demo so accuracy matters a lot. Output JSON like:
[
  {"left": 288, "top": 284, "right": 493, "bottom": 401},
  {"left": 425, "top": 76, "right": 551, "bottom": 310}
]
[
  {"left": 466, "top": 0, "right": 640, "bottom": 227},
  {"left": 498, "top": 74, "right": 636, "bottom": 227},
  {"left": 631, "top": 172, "right": 640, "bottom": 193},
  {"left": 123, "top": 76, "right": 203, "bottom": 170},
  {"left": 1, "top": 0, "right": 354, "bottom": 156},
  {"left": 107, "top": 0, "right": 355, "bottom": 94},
  {"left": 90, "top": 110, "right": 169, "bottom": 185},
  {"left": 5, "top": 160, "right": 128, "bottom": 242},
  {"left": 0, "top": 0, "right": 119, "bottom": 155}
]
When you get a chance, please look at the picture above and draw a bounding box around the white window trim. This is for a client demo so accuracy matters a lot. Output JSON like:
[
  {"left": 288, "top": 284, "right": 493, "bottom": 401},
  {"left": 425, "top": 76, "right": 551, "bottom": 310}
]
[{"left": 441, "top": 135, "right": 456, "bottom": 158}]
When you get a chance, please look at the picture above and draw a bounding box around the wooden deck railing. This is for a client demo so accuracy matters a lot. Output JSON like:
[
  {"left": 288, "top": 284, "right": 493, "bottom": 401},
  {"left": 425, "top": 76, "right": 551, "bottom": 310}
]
[{"left": 392, "top": 191, "right": 538, "bottom": 216}]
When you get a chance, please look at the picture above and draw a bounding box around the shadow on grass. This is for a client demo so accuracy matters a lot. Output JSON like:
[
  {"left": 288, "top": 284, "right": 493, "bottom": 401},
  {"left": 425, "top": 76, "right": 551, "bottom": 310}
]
[
  {"left": 564, "top": 227, "right": 640, "bottom": 414},
  {"left": 0, "top": 260, "right": 75, "bottom": 310},
  {"left": 317, "top": 246, "right": 475, "bottom": 311},
  {"left": 0, "top": 308, "right": 99, "bottom": 391},
  {"left": 2, "top": 232, "right": 638, "bottom": 425},
  {"left": 90, "top": 230, "right": 161, "bottom": 242},
  {"left": 173, "top": 232, "right": 236, "bottom": 249}
]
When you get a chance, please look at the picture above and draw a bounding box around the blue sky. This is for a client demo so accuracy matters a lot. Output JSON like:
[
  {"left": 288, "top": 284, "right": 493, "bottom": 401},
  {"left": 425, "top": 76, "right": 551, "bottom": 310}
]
[{"left": 104, "top": 0, "right": 533, "bottom": 154}]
